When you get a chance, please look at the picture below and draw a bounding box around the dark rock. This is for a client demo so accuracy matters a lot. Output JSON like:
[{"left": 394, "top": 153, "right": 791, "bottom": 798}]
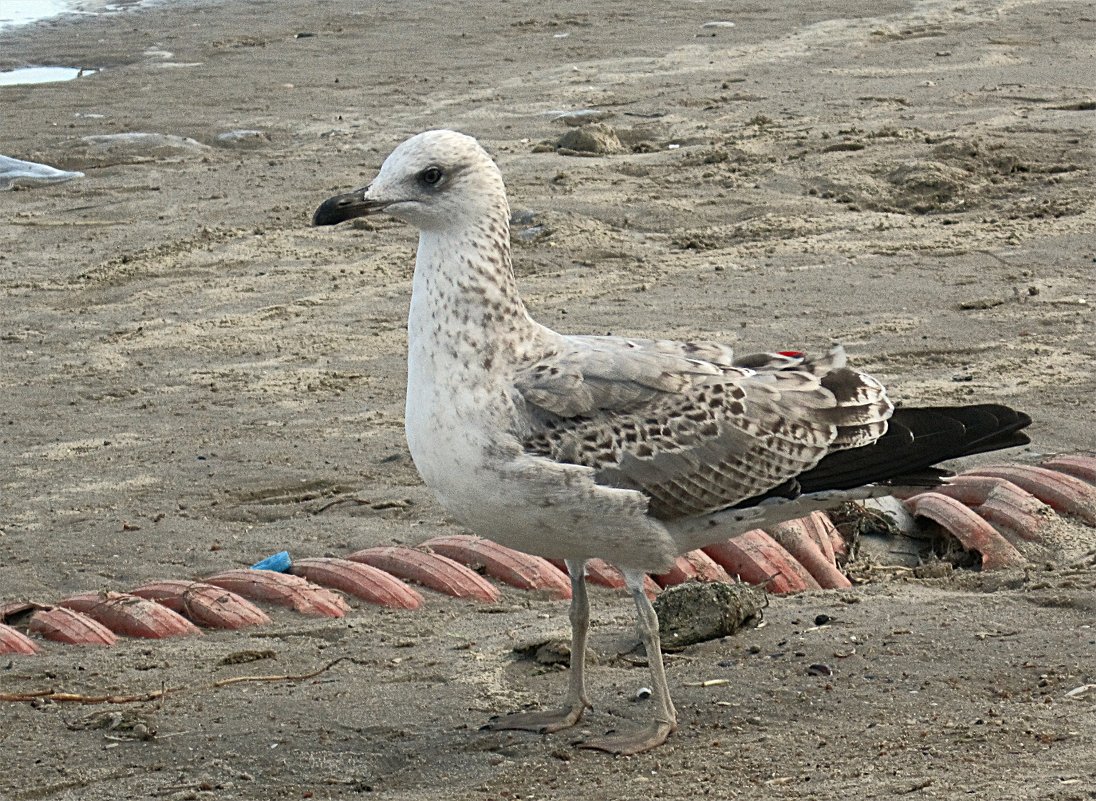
[{"left": 654, "top": 581, "right": 766, "bottom": 647}]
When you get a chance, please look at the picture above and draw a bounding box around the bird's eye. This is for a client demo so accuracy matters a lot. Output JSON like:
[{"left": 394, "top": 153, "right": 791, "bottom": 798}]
[{"left": 420, "top": 166, "right": 444, "bottom": 186}]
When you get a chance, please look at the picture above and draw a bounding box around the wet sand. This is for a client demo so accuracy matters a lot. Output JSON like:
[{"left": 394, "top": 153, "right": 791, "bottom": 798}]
[{"left": 1, "top": 1, "right": 1094, "bottom": 799}]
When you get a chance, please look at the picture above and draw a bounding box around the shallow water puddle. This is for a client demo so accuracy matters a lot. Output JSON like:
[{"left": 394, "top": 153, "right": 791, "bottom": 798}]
[{"left": 0, "top": 65, "right": 97, "bottom": 86}]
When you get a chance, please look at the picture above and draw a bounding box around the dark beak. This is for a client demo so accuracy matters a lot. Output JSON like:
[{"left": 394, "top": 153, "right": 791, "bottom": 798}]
[{"left": 312, "top": 186, "right": 387, "bottom": 226}]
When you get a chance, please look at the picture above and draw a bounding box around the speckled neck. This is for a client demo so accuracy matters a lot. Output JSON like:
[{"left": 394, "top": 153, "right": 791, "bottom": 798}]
[{"left": 409, "top": 206, "right": 540, "bottom": 371}]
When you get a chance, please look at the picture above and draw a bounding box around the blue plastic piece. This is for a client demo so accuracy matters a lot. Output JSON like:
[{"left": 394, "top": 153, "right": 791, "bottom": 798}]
[{"left": 251, "top": 551, "right": 291, "bottom": 572}]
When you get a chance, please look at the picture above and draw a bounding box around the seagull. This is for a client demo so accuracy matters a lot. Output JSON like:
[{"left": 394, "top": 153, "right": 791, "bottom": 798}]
[{"left": 313, "top": 129, "right": 1031, "bottom": 754}]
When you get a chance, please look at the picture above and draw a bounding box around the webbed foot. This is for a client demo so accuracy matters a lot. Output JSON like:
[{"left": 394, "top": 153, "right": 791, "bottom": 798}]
[
  {"left": 483, "top": 702, "right": 587, "bottom": 734},
  {"left": 577, "top": 719, "right": 675, "bottom": 755}
]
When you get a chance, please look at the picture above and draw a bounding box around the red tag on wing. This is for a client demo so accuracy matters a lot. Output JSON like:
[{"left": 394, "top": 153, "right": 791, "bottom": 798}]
[{"left": 777, "top": 350, "right": 805, "bottom": 358}]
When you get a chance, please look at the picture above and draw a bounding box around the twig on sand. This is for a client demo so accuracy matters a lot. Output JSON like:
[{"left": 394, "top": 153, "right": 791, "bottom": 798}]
[
  {"left": 0, "top": 687, "right": 180, "bottom": 705},
  {"left": 211, "top": 657, "right": 347, "bottom": 687},
  {"left": 0, "top": 657, "right": 348, "bottom": 704}
]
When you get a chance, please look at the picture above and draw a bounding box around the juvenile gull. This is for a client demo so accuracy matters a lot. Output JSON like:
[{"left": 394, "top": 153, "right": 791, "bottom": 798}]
[{"left": 313, "top": 130, "right": 1031, "bottom": 754}]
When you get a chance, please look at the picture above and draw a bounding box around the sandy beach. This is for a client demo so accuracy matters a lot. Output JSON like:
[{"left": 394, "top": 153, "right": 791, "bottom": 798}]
[{"left": 1, "top": 1, "right": 1094, "bottom": 798}]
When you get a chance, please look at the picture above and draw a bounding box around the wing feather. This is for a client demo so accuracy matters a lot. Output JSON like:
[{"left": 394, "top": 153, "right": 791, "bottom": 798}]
[{"left": 516, "top": 337, "right": 894, "bottom": 520}]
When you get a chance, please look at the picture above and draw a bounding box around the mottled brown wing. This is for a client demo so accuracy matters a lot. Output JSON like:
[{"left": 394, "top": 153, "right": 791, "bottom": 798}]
[
  {"left": 517, "top": 339, "right": 893, "bottom": 520},
  {"left": 513, "top": 336, "right": 722, "bottom": 417}
]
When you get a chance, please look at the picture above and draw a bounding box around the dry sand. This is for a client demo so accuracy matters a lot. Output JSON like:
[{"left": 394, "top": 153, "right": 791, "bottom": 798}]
[{"left": 1, "top": 1, "right": 1094, "bottom": 799}]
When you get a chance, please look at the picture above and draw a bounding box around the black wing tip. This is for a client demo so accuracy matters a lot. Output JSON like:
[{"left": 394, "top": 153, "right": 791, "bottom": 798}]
[{"left": 797, "top": 403, "right": 1033, "bottom": 494}]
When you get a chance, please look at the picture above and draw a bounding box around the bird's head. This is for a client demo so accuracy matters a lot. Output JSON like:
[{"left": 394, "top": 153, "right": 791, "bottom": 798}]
[{"left": 312, "top": 129, "right": 507, "bottom": 232}]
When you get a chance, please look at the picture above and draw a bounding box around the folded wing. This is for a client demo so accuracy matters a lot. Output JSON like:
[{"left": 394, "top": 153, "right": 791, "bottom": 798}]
[{"left": 515, "top": 338, "right": 894, "bottom": 520}]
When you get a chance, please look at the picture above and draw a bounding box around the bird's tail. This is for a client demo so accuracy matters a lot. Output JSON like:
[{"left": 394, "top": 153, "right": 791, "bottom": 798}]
[{"left": 795, "top": 404, "right": 1032, "bottom": 493}]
